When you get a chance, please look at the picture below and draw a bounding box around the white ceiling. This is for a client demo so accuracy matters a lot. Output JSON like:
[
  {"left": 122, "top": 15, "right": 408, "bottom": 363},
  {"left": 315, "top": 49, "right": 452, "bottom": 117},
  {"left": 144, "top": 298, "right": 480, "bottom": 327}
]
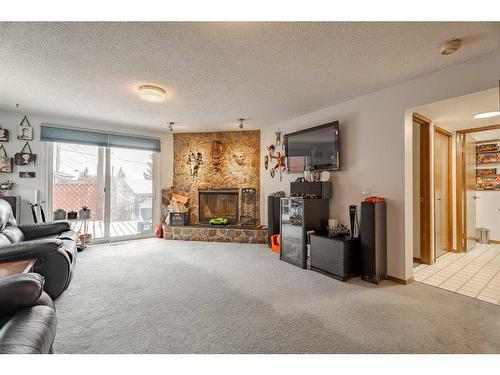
[
  {"left": 0, "top": 22, "right": 499, "bottom": 133},
  {"left": 415, "top": 87, "right": 500, "bottom": 130}
]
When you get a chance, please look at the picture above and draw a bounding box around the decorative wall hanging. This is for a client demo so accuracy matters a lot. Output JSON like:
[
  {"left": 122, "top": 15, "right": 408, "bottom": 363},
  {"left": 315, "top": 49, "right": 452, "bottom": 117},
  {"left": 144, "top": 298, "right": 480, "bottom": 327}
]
[
  {"left": 0, "top": 180, "right": 14, "bottom": 196},
  {"left": 19, "top": 171, "right": 36, "bottom": 178},
  {"left": 187, "top": 150, "right": 203, "bottom": 178},
  {"left": 264, "top": 155, "right": 269, "bottom": 170},
  {"left": 270, "top": 151, "right": 286, "bottom": 181},
  {"left": 0, "top": 127, "right": 9, "bottom": 142},
  {"left": 233, "top": 151, "right": 246, "bottom": 166},
  {"left": 211, "top": 140, "right": 224, "bottom": 172},
  {"left": 275, "top": 129, "right": 282, "bottom": 149},
  {"left": 15, "top": 142, "right": 37, "bottom": 165},
  {"left": 476, "top": 175, "right": 500, "bottom": 191},
  {"left": 17, "top": 115, "right": 33, "bottom": 141},
  {"left": 477, "top": 168, "right": 497, "bottom": 176},
  {"left": 0, "top": 146, "right": 13, "bottom": 173},
  {"left": 477, "top": 152, "right": 500, "bottom": 164},
  {"left": 477, "top": 143, "right": 498, "bottom": 152}
]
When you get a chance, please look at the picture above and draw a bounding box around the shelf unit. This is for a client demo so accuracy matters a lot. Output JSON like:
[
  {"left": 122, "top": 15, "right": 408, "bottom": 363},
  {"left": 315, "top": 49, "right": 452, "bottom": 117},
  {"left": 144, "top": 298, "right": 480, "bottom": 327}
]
[{"left": 476, "top": 139, "right": 500, "bottom": 191}]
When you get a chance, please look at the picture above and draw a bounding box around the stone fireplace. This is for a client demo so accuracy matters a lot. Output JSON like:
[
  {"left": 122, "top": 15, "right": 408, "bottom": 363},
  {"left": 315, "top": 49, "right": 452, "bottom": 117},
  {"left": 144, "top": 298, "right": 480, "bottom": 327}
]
[
  {"left": 172, "top": 130, "right": 260, "bottom": 225},
  {"left": 198, "top": 189, "right": 239, "bottom": 224},
  {"left": 164, "top": 130, "right": 266, "bottom": 243}
]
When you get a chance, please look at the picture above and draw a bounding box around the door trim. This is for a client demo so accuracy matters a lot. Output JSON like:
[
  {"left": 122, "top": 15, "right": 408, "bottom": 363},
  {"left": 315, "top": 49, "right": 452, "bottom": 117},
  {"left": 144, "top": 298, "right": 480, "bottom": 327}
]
[
  {"left": 413, "top": 113, "right": 432, "bottom": 264},
  {"left": 456, "top": 124, "right": 500, "bottom": 252},
  {"left": 455, "top": 124, "right": 500, "bottom": 253},
  {"left": 434, "top": 126, "right": 453, "bottom": 257}
]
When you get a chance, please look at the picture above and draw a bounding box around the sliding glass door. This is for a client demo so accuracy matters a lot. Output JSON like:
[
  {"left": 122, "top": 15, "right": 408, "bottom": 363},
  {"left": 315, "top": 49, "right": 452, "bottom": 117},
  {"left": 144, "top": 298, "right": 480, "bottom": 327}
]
[
  {"left": 50, "top": 142, "right": 155, "bottom": 241},
  {"left": 109, "top": 148, "right": 153, "bottom": 238}
]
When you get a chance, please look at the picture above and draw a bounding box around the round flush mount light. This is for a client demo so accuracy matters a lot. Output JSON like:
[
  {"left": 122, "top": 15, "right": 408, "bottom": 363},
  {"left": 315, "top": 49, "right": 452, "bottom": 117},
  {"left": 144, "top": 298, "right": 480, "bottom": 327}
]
[
  {"left": 473, "top": 110, "right": 500, "bottom": 119},
  {"left": 139, "top": 85, "right": 166, "bottom": 103},
  {"left": 440, "top": 39, "right": 462, "bottom": 55}
]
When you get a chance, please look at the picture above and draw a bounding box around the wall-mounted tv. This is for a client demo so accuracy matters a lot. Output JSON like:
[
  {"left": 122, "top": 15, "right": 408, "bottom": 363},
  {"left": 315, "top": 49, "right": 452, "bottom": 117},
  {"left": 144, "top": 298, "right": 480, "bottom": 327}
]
[{"left": 285, "top": 121, "right": 340, "bottom": 172}]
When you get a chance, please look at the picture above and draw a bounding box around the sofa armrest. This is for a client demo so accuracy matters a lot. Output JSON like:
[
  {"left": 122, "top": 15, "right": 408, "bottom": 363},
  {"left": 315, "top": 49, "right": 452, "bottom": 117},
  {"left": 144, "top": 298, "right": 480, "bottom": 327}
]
[
  {"left": 17, "top": 221, "right": 71, "bottom": 240},
  {"left": 0, "top": 273, "right": 44, "bottom": 316},
  {"left": 0, "top": 239, "right": 63, "bottom": 262}
]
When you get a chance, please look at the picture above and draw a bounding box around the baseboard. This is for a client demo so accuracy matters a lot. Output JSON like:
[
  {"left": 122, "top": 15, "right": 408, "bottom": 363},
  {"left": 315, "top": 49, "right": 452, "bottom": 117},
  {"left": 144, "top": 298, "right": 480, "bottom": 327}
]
[
  {"left": 491, "top": 240, "right": 500, "bottom": 244},
  {"left": 386, "top": 275, "right": 414, "bottom": 285}
]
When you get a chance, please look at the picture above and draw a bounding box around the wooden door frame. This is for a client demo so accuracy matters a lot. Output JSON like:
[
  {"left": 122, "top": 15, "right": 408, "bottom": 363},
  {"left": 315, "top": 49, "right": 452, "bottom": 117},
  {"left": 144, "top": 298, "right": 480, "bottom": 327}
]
[
  {"left": 413, "top": 113, "right": 432, "bottom": 264},
  {"left": 434, "top": 125, "right": 453, "bottom": 256},
  {"left": 456, "top": 123, "right": 500, "bottom": 252}
]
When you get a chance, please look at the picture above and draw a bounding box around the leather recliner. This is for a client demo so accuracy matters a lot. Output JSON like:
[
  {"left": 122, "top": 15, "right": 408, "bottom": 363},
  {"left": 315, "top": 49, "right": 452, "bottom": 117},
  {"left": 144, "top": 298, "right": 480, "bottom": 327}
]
[
  {"left": 0, "top": 273, "right": 57, "bottom": 354},
  {"left": 0, "top": 200, "right": 77, "bottom": 299}
]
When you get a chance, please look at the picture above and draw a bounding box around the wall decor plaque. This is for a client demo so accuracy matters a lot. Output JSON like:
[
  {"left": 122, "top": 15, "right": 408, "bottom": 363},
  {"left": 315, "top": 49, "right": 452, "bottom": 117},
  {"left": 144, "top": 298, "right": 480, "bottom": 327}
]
[
  {"left": 17, "top": 115, "right": 33, "bottom": 141},
  {"left": 15, "top": 142, "right": 36, "bottom": 165},
  {"left": 0, "top": 146, "right": 13, "bottom": 173}
]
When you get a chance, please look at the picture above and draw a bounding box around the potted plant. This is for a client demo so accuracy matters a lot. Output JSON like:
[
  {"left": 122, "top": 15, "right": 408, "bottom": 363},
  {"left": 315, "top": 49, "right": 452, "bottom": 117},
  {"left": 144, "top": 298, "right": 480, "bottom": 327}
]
[
  {"left": 53, "top": 208, "right": 66, "bottom": 220},
  {"left": 79, "top": 205, "right": 91, "bottom": 219},
  {"left": 67, "top": 210, "right": 78, "bottom": 220}
]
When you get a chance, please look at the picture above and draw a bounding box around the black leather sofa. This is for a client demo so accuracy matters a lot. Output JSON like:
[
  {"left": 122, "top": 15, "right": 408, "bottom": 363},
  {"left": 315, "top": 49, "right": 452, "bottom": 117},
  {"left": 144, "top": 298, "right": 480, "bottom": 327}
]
[
  {"left": 0, "top": 200, "right": 77, "bottom": 299},
  {"left": 0, "top": 273, "right": 57, "bottom": 354}
]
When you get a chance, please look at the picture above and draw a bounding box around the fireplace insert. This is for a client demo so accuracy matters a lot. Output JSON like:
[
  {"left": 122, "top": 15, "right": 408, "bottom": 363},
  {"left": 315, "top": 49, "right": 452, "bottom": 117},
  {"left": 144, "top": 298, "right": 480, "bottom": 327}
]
[{"left": 198, "top": 189, "right": 239, "bottom": 224}]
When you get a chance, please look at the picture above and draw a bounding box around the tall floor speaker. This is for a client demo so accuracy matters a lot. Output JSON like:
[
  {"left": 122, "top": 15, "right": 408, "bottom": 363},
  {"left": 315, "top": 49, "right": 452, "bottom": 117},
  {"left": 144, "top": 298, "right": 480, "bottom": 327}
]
[
  {"left": 267, "top": 196, "right": 281, "bottom": 245},
  {"left": 360, "top": 201, "right": 387, "bottom": 284}
]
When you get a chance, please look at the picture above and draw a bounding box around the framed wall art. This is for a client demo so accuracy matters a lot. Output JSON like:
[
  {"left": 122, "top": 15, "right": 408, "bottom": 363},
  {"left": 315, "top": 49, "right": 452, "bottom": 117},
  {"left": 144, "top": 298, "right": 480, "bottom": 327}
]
[
  {"left": 0, "top": 145, "right": 13, "bottom": 173},
  {"left": 17, "top": 115, "right": 33, "bottom": 141},
  {"left": 19, "top": 171, "right": 36, "bottom": 178},
  {"left": 14, "top": 142, "right": 37, "bottom": 165},
  {"left": 0, "top": 127, "right": 9, "bottom": 142}
]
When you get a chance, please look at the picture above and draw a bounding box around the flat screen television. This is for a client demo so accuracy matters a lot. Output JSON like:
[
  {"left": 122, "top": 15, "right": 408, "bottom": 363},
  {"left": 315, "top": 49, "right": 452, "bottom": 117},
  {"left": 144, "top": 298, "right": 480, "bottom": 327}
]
[{"left": 285, "top": 121, "right": 340, "bottom": 172}]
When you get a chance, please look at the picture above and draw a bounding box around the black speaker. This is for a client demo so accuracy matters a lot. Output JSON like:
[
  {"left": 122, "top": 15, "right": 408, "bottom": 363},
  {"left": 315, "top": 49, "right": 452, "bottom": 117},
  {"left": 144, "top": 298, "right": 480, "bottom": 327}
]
[
  {"left": 267, "top": 196, "right": 281, "bottom": 245},
  {"left": 360, "top": 201, "right": 387, "bottom": 284}
]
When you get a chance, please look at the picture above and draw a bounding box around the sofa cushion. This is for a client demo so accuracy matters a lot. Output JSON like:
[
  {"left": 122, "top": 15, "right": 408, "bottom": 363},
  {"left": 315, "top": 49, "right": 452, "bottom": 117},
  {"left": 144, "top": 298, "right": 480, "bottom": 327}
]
[
  {"left": 61, "top": 239, "right": 77, "bottom": 263},
  {"left": 0, "top": 305, "right": 57, "bottom": 354},
  {"left": 0, "top": 233, "right": 11, "bottom": 245},
  {"left": 2, "top": 227, "right": 25, "bottom": 244},
  {"left": 0, "top": 200, "right": 16, "bottom": 231},
  {"left": 0, "top": 274, "right": 44, "bottom": 316},
  {"left": 58, "top": 230, "right": 77, "bottom": 242}
]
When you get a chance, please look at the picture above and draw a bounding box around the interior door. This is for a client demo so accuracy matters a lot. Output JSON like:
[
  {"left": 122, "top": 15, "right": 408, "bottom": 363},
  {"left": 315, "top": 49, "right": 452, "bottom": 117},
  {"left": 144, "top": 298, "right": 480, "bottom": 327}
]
[
  {"left": 465, "top": 134, "right": 477, "bottom": 251},
  {"left": 434, "top": 129, "right": 451, "bottom": 259}
]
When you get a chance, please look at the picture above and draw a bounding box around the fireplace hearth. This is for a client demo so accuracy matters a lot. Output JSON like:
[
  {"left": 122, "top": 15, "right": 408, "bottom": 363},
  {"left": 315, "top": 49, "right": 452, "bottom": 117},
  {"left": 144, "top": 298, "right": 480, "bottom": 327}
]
[{"left": 198, "top": 189, "right": 239, "bottom": 224}]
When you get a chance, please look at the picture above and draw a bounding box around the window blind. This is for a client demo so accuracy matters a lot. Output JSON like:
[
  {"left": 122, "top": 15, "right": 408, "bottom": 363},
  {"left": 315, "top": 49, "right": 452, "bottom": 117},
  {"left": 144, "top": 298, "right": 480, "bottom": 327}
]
[{"left": 40, "top": 124, "right": 161, "bottom": 152}]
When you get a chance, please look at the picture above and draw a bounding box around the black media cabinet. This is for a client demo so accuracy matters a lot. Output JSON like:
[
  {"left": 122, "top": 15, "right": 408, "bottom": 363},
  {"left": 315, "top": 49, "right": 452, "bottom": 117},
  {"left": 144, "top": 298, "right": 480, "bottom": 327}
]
[{"left": 310, "top": 233, "right": 361, "bottom": 281}]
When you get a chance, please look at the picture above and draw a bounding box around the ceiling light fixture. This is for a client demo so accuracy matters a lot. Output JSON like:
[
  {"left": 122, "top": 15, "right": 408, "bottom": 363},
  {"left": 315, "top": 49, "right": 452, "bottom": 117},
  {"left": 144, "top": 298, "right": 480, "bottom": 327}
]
[
  {"left": 473, "top": 110, "right": 500, "bottom": 119},
  {"left": 139, "top": 85, "right": 166, "bottom": 103},
  {"left": 473, "top": 81, "right": 500, "bottom": 119},
  {"left": 440, "top": 39, "right": 462, "bottom": 56}
]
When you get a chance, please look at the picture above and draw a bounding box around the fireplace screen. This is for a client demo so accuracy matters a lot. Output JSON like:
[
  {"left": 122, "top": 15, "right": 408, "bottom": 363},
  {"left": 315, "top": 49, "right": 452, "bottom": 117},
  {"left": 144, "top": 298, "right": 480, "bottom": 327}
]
[{"left": 199, "top": 190, "right": 239, "bottom": 224}]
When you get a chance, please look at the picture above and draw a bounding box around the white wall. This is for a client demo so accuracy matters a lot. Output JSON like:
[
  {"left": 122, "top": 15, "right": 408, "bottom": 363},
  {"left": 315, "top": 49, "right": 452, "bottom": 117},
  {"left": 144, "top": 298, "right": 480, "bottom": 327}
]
[
  {"left": 261, "top": 51, "right": 500, "bottom": 281},
  {"left": 476, "top": 191, "right": 500, "bottom": 241},
  {"left": 0, "top": 109, "right": 165, "bottom": 225}
]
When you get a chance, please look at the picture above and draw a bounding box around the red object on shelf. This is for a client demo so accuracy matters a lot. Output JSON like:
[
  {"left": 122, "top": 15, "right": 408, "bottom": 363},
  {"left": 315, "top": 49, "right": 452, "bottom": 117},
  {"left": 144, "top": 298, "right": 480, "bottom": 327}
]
[
  {"left": 363, "top": 196, "right": 385, "bottom": 203},
  {"left": 271, "top": 234, "right": 280, "bottom": 253},
  {"left": 155, "top": 225, "right": 163, "bottom": 238}
]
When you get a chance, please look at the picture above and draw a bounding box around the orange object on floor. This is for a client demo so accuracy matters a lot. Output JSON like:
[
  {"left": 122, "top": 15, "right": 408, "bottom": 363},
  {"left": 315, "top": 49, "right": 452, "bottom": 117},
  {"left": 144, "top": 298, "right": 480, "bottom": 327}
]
[{"left": 271, "top": 234, "right": 280, "bottom": 253}]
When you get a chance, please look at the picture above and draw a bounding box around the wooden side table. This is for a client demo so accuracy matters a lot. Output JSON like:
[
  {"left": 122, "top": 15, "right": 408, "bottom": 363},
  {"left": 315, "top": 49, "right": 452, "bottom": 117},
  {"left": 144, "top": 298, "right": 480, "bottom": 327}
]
[{"left": 0, "top": 258, "right": 37, "bottom": 279}]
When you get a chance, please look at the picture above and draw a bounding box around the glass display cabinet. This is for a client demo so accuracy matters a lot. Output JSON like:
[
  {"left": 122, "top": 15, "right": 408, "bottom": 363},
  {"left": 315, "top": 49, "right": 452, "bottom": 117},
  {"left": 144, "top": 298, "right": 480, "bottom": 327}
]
[{"left": 280, "top": 197, "right": 329, "bottom": 268}]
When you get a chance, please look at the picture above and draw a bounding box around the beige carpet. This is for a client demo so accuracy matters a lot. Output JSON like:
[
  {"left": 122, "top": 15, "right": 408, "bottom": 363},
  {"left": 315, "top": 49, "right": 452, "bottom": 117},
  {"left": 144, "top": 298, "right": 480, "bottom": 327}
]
[{"left": 54, "top": 238, "right": 500, "bottom": 353}]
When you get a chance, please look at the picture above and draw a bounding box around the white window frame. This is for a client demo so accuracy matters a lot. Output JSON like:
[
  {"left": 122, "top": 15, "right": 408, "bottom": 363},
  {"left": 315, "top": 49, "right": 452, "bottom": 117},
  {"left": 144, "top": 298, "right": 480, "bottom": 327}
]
[{"left": 43, "top": 142, "right": 159, "bottom": 243}]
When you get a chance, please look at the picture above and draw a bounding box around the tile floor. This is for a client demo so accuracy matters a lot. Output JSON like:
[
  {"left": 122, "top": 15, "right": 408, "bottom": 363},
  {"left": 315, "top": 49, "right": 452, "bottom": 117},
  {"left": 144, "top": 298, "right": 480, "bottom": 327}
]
[{"left": 414, "top": 243, "right": 500, "bottom": 305}]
